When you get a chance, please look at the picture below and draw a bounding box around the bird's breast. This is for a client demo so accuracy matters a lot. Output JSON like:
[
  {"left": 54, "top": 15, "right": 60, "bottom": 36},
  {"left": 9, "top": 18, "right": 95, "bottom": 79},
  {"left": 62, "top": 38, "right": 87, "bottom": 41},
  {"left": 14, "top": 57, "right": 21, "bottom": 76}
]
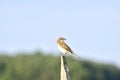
[{"left": 57, "top": 44, "right": 67, "bottom": 54}]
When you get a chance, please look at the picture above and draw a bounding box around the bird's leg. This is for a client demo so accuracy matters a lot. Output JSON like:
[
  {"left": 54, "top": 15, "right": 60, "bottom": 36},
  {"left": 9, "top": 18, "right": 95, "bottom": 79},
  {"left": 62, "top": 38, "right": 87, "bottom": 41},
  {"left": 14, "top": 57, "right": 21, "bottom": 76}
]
[
  {"left": 61, "top": 53, "right": 67, "bottom": 56},
  {"left": 61, "top": 53, "right": 65, "bottom": 56}
]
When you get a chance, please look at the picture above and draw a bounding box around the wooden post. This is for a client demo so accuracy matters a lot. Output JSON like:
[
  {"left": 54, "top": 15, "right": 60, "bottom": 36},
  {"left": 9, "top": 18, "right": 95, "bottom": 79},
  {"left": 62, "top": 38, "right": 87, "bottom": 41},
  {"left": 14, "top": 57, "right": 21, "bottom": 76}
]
[{"left": 61, "top": 55, "right": 71, "bottom": 80}]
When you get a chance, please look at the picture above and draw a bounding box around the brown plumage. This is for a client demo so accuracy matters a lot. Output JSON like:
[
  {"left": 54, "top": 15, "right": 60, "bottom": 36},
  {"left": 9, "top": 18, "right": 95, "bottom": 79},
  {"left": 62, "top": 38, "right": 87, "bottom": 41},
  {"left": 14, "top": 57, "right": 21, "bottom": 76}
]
[
  {"left": 57, "top": 37, "right": 81, "bottom": 59},
  {"left": 57, "top": 37, "right": 73, "bottom": 54}
]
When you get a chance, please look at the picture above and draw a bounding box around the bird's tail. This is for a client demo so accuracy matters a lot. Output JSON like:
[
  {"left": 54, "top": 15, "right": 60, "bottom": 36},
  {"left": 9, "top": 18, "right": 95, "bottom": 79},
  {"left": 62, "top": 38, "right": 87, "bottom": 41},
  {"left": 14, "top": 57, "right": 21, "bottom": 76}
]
[{"left": 72, "top": 53, "right": 81, "bottom": 60}]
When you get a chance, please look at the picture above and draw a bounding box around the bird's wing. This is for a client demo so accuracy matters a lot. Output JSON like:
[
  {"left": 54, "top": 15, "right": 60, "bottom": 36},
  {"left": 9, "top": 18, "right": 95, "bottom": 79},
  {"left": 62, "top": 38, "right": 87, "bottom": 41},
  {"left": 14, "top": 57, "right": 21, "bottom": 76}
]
[{"left": 61, "top": 42, "right": 74, "bottom": 53}]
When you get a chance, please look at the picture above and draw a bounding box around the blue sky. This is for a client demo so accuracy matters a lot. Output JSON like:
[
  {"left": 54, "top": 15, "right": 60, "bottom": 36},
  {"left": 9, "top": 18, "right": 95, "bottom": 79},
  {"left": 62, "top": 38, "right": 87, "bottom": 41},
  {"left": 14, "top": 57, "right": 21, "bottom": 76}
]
[{"left": 0, "top": 0, "right": 120, "bottom": 67}]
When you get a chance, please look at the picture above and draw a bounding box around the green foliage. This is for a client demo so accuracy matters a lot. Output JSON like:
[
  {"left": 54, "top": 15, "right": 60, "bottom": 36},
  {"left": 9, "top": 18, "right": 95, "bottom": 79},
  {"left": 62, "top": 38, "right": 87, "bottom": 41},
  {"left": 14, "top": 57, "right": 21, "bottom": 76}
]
[{"left": 0, "top": 52, "right": 120, "bottom": 80}]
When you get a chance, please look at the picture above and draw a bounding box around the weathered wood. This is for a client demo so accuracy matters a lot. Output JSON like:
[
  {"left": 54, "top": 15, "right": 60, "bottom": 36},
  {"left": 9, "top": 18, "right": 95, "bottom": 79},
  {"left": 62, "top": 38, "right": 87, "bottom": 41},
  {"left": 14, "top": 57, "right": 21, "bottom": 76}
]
[{"left": 61, "top": 55, "right": 71, "bottom": 80}]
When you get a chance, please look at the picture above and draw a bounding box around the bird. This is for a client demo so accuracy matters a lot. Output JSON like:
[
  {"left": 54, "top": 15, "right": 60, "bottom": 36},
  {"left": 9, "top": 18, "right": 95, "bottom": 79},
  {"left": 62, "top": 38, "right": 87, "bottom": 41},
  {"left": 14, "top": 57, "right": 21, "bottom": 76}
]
[{"left": 57, "top": 37, "right": 81, "bottom": 59}]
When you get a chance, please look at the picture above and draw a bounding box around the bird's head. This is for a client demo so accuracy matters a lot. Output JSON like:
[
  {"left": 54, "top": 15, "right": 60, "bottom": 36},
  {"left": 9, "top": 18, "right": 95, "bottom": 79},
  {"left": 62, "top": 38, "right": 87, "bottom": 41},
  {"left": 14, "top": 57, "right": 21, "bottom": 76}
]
[{"left": 58, "top": 37, "right": 66, "bottom": 41}]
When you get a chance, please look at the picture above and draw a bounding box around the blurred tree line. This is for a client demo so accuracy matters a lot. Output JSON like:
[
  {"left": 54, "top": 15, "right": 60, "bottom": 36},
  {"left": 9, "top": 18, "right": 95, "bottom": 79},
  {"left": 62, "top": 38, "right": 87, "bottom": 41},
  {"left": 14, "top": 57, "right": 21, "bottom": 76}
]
[{"left": 0, "top": 51, "right": 120, "bottom": 80}]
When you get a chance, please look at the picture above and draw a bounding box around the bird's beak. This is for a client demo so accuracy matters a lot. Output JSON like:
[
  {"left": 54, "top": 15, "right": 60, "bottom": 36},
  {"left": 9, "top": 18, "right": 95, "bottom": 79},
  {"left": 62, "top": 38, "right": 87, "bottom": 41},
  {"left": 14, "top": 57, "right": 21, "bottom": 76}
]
[{"left": 64, "top": 38, "right": 66, "bottom": 40}]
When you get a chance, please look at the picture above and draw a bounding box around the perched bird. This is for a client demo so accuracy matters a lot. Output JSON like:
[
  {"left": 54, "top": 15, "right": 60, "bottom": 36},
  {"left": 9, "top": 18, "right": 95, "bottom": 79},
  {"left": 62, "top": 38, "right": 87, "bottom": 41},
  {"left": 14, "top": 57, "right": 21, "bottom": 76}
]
[{"left": 57, "top": 37, "right": 81, "bottom": 59}]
